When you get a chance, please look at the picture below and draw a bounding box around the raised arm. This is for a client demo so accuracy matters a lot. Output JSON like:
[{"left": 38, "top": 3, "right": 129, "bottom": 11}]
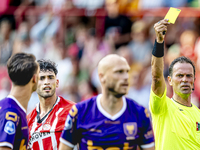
[{"left": 151, "top": 19, "right": 170, "bottom": 97}]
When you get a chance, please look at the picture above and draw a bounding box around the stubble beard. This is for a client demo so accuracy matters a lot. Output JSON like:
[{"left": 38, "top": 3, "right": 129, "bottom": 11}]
[
  {"left": 108, "top": 86, "right": 126, "bottom": 98},
  {"left": 176, "top": 89, "right": 191, "bottom": 100},
  {"left": 37, "top": 88, "right": 56, "bottom": 99}
]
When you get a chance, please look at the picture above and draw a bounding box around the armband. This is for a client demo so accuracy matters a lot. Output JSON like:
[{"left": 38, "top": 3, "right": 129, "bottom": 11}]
[{"left": 152, "top": 40, "right": 164, "bottom": 57}]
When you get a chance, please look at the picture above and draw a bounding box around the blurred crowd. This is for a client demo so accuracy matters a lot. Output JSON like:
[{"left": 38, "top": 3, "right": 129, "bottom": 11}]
[{"left": 0, "top": 0, "right": 200, "bottom": 113}]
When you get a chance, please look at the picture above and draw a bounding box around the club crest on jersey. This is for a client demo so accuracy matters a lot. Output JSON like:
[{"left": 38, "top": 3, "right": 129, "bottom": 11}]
[
  {"left": 196, "top": 122, "right": 200, "bottom": 131},
  {"left": 123, "top": 122, "right": 137, "bottom": 140},
  {"left": 43, "top": 124, "right": 51, "bottom": 130},
  {"left": 4, "top": 121, "right": 15, "bottom": 135}
]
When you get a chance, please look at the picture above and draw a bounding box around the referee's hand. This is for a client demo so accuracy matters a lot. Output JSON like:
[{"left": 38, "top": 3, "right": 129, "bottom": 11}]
[{"left": 154, "top": 19, "right": 170, "bottom": 43}]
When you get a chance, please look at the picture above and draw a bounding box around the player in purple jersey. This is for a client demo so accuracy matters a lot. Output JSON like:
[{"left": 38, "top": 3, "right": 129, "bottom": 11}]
[
  {"left": 59, "top": 54, "right": 155, "bottom": 150},
  {"left": 0, "top": 53, "right": 39, "bottom": 150}
]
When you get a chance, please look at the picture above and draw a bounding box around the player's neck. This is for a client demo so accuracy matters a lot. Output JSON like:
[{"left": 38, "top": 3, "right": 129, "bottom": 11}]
[
  {"left": 39, "top": 94, "right": 57, "bottom": 115},
  {"left": 9, "top": 84, "right": 32, "bottom": 111},
  {"left": 100, "top": 94, "right": 123, "bottom": 116},
  {"left": 172, "top": 94, "right": 192, "bottom": 107}
]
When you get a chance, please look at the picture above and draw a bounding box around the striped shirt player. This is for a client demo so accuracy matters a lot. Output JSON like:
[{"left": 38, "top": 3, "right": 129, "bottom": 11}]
[
  {"left": 0, "top": 96, "right": 29, "bottom": 150},
  {"left": 60, "top": 94, "right": 154, "bottom": 150},
  {"left": 27, "top": 96, "right": 75, "bottom": 150}
]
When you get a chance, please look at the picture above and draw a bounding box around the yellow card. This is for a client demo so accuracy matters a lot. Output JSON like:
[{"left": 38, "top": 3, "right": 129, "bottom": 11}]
[{"left": 164, "top": 7, "right": 181, "bottom": 24}]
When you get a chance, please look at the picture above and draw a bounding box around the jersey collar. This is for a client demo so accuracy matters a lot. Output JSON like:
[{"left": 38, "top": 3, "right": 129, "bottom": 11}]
[
  {"left": 36, "top": 96, "right": 60, "bottom": 112},
  {"left": 171, "top": 97, "right": 193, "bottom": 108},
  {"left": 96, "top": 94, "right": 127, "bottom": 121},
  {"left": 36, "top": 96, "right": 60, "bottom": 123},
  {"left": 7, "top": 95, "right": 26, "bottom": 113}
]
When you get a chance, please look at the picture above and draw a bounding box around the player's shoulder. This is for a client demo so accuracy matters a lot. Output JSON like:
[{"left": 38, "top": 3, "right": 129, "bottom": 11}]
[
  {"left": 58, "top": 96, "right": 76, "bottom": 111},
  {"left": 56, "top": 96, "right": 76, "bottom": 116},
  {"left": 67, "top": 96, "right": 97, "bottom": 119},
  {"left": 0, "top": 107, "right": 20, "bottom": 136},
  {"left": 125, "top": 97, "right": 146, "bottom": 112},
  {"left": 0, "top": 107, "right": 20, "bottom": 117},
  {"left": 0, "top": 104, "right": 21, "bottom": 125},
  {"left": 192, "top": 103, "right": 200, "bottom": 112},
  {"left": 76, "top": 96, "right": 97, "bottom": 108},
  {"left": 125, "top": 97, "right": 151, "bottom": 121},
  {"left": 0, "top": 97, "right": 21, "bottom": 114},
  {"left": 70, "top": 96, "right": 97, "bottom": 114},
  {"left": 27, "top": 107, "right": 37, "bottom": 120},
  {"left": 59, "top": 96, "right": 75, "bottom": 106},
  {"left": 0, "top": 97, "right": 14, "bottom": 109}
]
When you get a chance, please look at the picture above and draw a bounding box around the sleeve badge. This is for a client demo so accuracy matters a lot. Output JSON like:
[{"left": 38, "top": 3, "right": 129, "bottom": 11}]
[{"left": 4, "top": 121, "right": 16, "bottom": 135}]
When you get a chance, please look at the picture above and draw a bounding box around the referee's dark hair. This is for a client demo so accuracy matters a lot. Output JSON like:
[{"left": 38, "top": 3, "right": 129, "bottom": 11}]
[{"left": 169, "top": 56, "right": 196, "bottom": 77}]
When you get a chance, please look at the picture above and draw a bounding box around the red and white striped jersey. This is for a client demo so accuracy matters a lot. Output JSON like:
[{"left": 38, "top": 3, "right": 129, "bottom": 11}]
[{"left": 27, "top": 96, "right": 75, "bottom": 150}]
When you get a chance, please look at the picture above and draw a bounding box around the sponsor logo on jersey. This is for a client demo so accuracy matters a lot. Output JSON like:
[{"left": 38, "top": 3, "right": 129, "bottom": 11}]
[
  {"left": 88, "top": 128, "right": 102, "bottom": 133},
  {"left": 28, "top": 132, "right": 51, "bottom": 146},
  {"left": 21, "top": 126, "right": 28, "bottom": 130},
  {"left": 104, "top": 120, "right": 120, "bottom": 124},
  {"left": 123, "top": 122, "right": 137, "bottom": 140},
  {"left": 144, "top": 130, "right": 154, "bottom": 139},
  {"left": 4, "top": 121, "right": 15, "bottom": 135}
]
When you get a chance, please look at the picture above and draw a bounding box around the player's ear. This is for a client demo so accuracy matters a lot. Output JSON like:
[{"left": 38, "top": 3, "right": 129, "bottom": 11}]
[
  {"left": 167, "top": 76, "right": 172, "bottom": 86},
  {"left": 56, "top": 79, "right": 59, "bottom": 88},
  {"left": 32, "top": 65, "right": 39, "bottom": 84},
  {"left": 99, "top": 73, "right": 106, "bottom": 83},
  {"left": 32, "top": 74, "right": 37, "bottom": 83}
]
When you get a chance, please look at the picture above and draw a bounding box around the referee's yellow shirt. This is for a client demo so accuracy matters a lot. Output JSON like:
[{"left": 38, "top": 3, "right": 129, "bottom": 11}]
[{"left": 150, "top": 87, "right": 200, "bottom": 150}]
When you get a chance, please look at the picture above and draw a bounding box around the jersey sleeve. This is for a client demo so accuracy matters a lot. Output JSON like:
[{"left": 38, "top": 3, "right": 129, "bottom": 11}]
[
  {"left": 138, "top": 107, "right": 155, "bottom": 148},
  {"left": 149, "top": 86, "right": 168, "bottom": 115},
  {"left": 0, "top": 108, "right": 19, "bottom": 149},
  {"left": 60, "top": 105, "right": 79, "bottom": 148}
]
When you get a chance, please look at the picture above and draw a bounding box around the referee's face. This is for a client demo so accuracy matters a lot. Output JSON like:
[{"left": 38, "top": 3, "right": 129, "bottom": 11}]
[
  {"left": 36, "top": 71, "right": 58, "bottom": 99},
  {"left": 168, "top": 62, "right": 194, "bottom": 98}
]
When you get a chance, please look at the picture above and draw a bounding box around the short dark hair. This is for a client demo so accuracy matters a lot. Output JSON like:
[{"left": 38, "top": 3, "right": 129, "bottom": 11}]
[
  {"left": 169, "top": 56, "right": 195, "bottom": 77},
  {"left": 37, "top": 59, "right": 58, "bottom": 75},
  {"left": 7, "top": 53, "right": 38, "bottom": 85}
]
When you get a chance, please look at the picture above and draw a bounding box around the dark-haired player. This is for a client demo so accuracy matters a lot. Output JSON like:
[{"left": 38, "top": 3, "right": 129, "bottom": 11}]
[
  {"left": 0, "top": 53, "right": 39, "bottom": 150},
  {"left": 27, "top": 59, "right": 75, "bottom": 150}
]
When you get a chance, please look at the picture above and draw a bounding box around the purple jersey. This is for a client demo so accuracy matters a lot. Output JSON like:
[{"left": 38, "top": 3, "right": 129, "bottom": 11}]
[
  {"left": 60, "top": 94, "right": 154, "bottom": 150},
  {"left": 0, "top": 95, "right": 28, "bottom": 150}
]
